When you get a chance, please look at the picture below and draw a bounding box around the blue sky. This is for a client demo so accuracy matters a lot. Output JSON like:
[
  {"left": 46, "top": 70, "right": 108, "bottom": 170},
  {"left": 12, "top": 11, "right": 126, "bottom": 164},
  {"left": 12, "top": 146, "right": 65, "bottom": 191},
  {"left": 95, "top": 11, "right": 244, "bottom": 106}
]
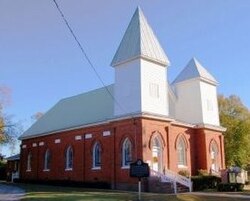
[{"left": 1, "top": 0, "right": 250, "bottom": 156}]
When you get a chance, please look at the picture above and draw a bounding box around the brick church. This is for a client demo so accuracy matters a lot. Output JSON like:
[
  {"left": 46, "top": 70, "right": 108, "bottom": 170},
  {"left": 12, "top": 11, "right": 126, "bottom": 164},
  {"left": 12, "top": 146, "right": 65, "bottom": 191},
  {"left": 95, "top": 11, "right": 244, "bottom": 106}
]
[{"left": 19, "top": 7, "right": 225, "bottom": 192}]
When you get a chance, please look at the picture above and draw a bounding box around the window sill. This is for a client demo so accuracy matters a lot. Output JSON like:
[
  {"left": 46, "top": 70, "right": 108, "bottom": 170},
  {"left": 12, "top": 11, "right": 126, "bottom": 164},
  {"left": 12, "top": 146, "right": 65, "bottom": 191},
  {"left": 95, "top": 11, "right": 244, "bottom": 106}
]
[
  {"left": 26, "top": 169, "right": 31, "bottom": 172},
  {"left": 121, "top": 166, "right": 130, "bottom": 169},
  {"left": 43, "top": 169, "right": 50, "bottom": 172},
  {"left": 65, "top": 168, "right": 73, "bottom": 171},
  {"left": 92, "top": 167, "right": 101, "bottom": 170},
  {"left": 178, "top": 165, "right": 188, "bottom": 169}
]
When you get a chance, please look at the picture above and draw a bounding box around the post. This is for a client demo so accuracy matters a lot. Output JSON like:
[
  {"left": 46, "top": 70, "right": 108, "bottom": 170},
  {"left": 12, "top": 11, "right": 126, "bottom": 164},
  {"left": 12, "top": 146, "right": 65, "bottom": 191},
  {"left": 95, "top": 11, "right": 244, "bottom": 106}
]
[
  {"left": 138, "top": 178, "right": 141, "bottom": 201},
  {"left": 174, "top": 180, "right": 177, "bottom": 194}
]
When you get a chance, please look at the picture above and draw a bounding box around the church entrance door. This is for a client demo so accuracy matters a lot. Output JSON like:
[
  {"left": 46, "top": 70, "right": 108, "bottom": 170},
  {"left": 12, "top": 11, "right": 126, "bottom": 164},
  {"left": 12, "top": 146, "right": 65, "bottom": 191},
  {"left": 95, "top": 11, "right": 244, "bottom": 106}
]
[{"left": 152, "top": 137, "right": 163, "bottom": 173}]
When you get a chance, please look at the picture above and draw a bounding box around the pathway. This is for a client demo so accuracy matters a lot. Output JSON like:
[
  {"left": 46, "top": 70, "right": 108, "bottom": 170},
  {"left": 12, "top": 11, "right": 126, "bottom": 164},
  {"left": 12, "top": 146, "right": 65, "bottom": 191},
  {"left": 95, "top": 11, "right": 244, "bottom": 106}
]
[
  {"left": 0, "top": 183, "right": 25, "bottom": 201},
  {"left": 191, "top": 192, "right": 250, "bottom": 199}
]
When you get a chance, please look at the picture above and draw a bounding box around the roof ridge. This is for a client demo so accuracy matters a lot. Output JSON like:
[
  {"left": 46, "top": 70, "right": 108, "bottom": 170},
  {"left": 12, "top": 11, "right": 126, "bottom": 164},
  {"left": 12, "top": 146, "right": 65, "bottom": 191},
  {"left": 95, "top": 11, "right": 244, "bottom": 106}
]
[{"left": 61, "top": 84, "right": 114, "bottom": 102}]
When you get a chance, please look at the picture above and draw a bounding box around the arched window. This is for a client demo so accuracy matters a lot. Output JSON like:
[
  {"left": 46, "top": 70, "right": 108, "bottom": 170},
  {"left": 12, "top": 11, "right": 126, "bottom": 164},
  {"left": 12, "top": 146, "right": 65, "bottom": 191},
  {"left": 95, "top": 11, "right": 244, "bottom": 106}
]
[
  {"left": 44, "top": 149, "right": 51, "bottom": 171},
  {"left": 177, "top": 136, "right": 187, "bottom": 167},
  {"left": 210, "top": 140, "right": 219, "bottom": 172},
  {"left": 65, "top": 146, "right": 73, "bottom": 170},
  {"left": 93, "top": 142, "right": 101, "bottom": 168},
  {"left": 27, "top": 152, "right": 32, "bottom": 171},
  {"left": 122, "top": 138, "right": 132, "bottom": 167}
]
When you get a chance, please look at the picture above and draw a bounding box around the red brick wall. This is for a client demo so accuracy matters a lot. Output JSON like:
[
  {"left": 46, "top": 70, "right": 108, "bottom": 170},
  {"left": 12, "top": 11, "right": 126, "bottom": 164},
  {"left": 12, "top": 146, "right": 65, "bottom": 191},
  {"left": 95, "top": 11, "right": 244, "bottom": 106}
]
[
  {"left": 195, "top": 128, "right": 225, "bottom": 174},
  {"left": 20, "top": 118, "right": 140, "bottom": 189},
  {"left": 20, "top": 117, "right": 225, "bottom": 188}
]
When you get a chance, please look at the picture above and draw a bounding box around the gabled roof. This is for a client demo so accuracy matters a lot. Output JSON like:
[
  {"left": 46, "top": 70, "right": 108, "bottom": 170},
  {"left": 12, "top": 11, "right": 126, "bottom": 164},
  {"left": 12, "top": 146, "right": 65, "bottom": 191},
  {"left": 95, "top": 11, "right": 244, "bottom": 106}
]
[
  {"left": 6, "top": 154, "right": 20, "bottom": 161},
  {"left": 111, "top": 7, "right": 169, "bottom": 67},
  {"left": 172, "top": 58, "right": 218, "bottom": 85},
  {"left": 19, "top": 85, "right": 114, "bottom": 139}
]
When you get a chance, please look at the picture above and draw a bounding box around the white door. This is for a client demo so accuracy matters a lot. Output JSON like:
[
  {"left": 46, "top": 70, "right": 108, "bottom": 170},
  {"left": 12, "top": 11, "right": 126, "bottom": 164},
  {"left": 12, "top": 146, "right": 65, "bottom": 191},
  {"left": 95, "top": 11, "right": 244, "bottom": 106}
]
[{"left": 152, "top": 138, "right": 163, "bottom": 172}]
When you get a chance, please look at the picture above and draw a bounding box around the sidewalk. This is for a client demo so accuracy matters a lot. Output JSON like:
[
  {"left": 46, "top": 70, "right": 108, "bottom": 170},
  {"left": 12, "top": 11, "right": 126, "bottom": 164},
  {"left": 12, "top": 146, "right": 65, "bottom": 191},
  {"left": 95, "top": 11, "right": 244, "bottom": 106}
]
[
  {"left": 191, "top": 192, "right": 250, "bottom": 199},
  {"left": 0, "top": 183, "right": 25, "bottom": 201}
]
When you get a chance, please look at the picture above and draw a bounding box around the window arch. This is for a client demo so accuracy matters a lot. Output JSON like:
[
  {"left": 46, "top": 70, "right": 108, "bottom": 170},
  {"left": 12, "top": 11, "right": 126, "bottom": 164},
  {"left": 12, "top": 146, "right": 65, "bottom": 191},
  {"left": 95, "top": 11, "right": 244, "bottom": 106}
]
[
  {"left": 176, "top": 136, "right": 187, "bottom": 167},
  {"left": 27, "top": 152, "right": 32, "bottom": 171},
  {"left": 152, "top": 137, "right": 161, "bottom": 148},
  {"left": 44, "top": 149, "right": 51, "bottom": 171},
  {"left": 122, "top": 138, "right": 132, "bottom": 167},
  {"left": 93, "top": 142, "right": 101, "bottom": 168},
  {"left": 65, "top": 146, "right": 73, "bottom": 170}
]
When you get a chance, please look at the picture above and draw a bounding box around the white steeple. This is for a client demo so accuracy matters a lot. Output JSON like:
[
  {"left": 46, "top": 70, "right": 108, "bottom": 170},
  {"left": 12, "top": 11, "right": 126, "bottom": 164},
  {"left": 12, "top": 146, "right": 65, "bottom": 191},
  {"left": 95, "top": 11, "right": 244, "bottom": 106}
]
[
  {"left": 112, "top": 7, "right": 170, "bottom": 117},
  {"left": 172, "top": 58, "right": 220, "bottom": 126},
  {"left": 111, "top": 7, "right": 169, "bottom": 67}
]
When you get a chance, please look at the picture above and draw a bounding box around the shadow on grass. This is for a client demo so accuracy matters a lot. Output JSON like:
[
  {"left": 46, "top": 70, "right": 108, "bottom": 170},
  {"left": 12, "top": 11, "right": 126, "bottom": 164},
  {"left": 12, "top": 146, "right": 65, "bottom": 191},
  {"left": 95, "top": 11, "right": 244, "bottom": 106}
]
[{"left": 17, "top": 183, "right": 250, "bottom": 201}]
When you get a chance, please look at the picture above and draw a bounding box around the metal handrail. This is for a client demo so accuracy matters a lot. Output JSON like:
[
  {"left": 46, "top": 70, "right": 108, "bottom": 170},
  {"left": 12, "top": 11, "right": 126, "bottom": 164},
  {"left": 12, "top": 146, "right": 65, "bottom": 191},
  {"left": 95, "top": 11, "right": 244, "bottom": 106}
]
[{"left": 151, "top": 169, "right": 192, "bottom": 193}]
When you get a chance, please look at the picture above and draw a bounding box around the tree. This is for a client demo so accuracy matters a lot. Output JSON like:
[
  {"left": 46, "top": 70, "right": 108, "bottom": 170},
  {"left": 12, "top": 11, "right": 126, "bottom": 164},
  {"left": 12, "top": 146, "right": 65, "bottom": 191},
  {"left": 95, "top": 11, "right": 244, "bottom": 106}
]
[
  {"left": 218, "top": 95, "right": 250, "bottom": 168},
  {"left": 0, "top": 112, "right": 19, "bottom": 145},
  {"left": 0, "top": 86, "right": 20, "bottom": 146}
]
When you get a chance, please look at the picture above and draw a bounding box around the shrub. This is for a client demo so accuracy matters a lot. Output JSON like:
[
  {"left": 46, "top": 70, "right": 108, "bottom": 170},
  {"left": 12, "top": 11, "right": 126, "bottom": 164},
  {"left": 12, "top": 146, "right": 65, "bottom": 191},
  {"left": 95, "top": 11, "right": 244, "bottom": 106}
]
[
  {"left": 217, "top": 183, "right": 244, "bottom": 192},
  {"left": 191, "top": 175, "right": 221, "bottom": 191},
  {"left": 178, "top": 170, "right": 190, "bottom": 178},
  {"left": 198, "top": 169, "right": 209, "bottom": 176},
  {"left": 0, "top": 161, "right": 6, "bottom": 180}
]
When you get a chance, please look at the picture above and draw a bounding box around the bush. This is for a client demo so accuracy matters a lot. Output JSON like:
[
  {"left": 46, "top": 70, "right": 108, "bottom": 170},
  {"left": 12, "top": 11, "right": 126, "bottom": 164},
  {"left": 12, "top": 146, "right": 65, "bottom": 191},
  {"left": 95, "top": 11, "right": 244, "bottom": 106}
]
[
  {"left": 197, "top": 169, "right": 209, "bottom": 176},
  {"left": 0, "top": 161, "right": 6, "bottom": 180},
  {"left": 217, "top": 183, "right": 244, "bottom": 192},
  {"left": 178, "top": 170, "right": 190, "bottom": 178},
  {"left": 191, "top": 175, "right": 221, "bottom": 191}
]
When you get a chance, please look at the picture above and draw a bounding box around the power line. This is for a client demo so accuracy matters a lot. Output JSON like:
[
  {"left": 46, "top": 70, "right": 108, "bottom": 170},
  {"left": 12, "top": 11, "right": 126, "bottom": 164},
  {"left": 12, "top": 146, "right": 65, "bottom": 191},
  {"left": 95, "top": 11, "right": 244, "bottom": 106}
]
[{"left": 52, "top": 0, "right": 125, "bottom": 113}]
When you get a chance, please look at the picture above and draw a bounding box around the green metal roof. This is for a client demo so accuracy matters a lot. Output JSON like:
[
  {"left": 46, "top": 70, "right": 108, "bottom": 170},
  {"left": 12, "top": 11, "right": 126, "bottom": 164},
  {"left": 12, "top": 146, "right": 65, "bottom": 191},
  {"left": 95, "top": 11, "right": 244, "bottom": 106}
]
[{"left": 19, "top": 85, "right": 114, "bottom": 139}]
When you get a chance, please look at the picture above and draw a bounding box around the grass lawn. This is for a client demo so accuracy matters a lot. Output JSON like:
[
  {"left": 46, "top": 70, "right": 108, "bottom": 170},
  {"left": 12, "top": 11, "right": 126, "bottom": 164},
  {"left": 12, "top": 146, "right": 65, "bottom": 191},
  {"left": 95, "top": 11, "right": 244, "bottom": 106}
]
[{"left": 15, "top": 183, "right": 250, "bottom": 201}]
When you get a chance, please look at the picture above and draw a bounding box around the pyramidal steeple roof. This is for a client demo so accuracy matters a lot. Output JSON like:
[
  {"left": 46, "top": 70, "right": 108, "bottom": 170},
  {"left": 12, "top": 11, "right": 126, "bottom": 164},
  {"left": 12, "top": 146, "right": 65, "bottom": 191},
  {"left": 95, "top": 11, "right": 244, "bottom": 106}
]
[
  {"left": 172, "top": 58, "right": 218, "bottom": 85},
  {"left": 111, "top": 7, "right": 169, "bottom": 67}
]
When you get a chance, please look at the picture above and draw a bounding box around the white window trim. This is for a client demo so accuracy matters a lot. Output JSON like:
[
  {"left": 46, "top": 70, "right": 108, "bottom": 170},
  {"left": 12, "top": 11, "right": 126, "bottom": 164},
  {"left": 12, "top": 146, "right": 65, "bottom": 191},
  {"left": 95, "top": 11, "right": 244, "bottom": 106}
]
[
  {"left": 44, "top": 149, "right": 51, "bottom": 171},
  {"left": 178, "top": 164, "right": 188, "bottom": 169},
  {"left": 122, "top": 138, "right": 132, "bottom": 167},
  {"left": 43, "top": 169, "right": 50, "bottom": 172},
  {"left": 92, "top": 167, "right": 101, "bottom": 170},
  {"left": 27, "top": 152, "right": 32, "bottom": 172},
  {"left": 65, "top": 146, "right": 73, "bottom": 170},
  {"left": 92, "top": 142, "right": 101, "bottom": 169},
  {"left": 177, "top": 137, "right": 187, "bottom": 166},
  {"left": 121, "top": 165, "right": 130, "bottom": 169}
]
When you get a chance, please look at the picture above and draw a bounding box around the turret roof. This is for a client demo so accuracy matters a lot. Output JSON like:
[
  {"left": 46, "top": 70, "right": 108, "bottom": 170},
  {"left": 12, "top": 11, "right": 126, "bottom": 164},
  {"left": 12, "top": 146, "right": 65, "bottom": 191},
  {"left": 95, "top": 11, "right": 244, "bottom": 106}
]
[
  {"left": 111, "top": 7, "right": 169, "bottom": 67},
  {"left": 172, "top": 58, "right": 218, "bottom": 85}
]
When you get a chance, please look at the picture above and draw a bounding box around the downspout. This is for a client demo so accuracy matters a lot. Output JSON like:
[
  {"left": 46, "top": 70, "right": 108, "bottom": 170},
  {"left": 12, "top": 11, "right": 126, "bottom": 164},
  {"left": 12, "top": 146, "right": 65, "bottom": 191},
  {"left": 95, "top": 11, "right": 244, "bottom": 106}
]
[
  {"left": 113, "top": 127, "right": 116, "bottom": 189},
  {"left": 219, "top": 135, "right": 224, "bottom": 169},
  {"left": 36, "top": 143, "right": 39, "bottom": 181},
  {"left": 83, "top": 134, "right": 86, "bottom": 182},
  {"left": 133, "top": 118, "right": 138, "bottom": 159},
  {"left": 165, "top": 126, "right": 170, "bottom": 169},
  {"left": 19, "top": 144, "right": 23, "bottom": 180}
]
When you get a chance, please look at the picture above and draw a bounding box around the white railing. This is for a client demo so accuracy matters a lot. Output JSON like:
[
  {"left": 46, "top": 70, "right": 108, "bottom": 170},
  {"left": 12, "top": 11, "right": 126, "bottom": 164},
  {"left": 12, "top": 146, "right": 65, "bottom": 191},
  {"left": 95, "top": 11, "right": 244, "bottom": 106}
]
[
  {"left": 151, "top": 169, "right": 192, "bottom": 193},
  {"left": 11, "top": 172, "right": 19, "bottom": 182}
]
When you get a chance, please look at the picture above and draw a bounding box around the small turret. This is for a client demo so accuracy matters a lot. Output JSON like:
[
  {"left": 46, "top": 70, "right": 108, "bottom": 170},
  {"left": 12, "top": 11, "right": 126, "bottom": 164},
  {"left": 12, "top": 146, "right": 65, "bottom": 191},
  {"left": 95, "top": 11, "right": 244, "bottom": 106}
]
[{"left": 172, "top": 58, "right": 220, "bottom": 126}]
